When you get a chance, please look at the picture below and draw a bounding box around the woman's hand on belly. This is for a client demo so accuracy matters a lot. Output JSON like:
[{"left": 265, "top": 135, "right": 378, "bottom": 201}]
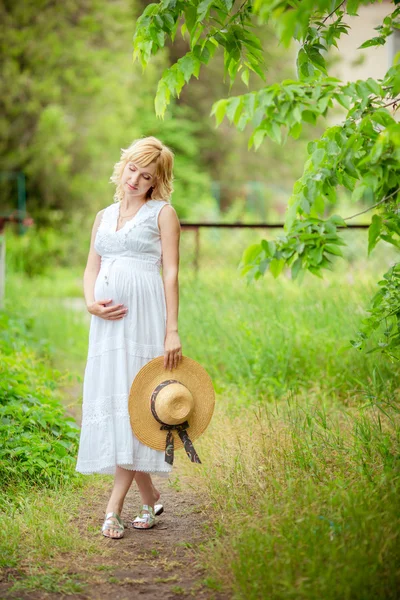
[{"left": 87, "top": 298, "right": 128, "bottom": 320}]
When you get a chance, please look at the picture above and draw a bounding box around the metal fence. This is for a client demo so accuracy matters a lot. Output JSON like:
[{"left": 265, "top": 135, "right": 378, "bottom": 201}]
[{"left": 179, "top": 223, "right": 399, "bottom": 278}]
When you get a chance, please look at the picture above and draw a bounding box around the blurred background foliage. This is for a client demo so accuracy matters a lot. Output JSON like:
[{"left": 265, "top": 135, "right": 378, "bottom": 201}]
[{"left": 1, "top": 0, "right": 318, "bottom": 276}]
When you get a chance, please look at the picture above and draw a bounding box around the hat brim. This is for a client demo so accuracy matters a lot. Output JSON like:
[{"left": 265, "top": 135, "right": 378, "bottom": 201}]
[{"left": 128, "top": 355, "right": 215, "bottom": 451}]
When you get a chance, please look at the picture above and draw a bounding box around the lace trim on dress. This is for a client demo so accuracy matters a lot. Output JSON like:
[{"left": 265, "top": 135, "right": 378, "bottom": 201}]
[
  {"left": 76, "top": 460, "right": 173, "bottom": 474},
  {"left": 99, "top": 200, "right": 167, "bottom": 233},
  {"left": 94, "top": 201, "right": 166, "bottom": 256},
  {"left": 81, "top": 392, "right": 142, "bottom": 426},
  {"left": 87, "top": 336, "right": 165, "bottom": 359},
  {"left": 119, "top": 201, "right": 161, "bottom": 235},
  {"left": 81, "top": 392, "right": 130, "bottom": 424},
  {"left": 94, "top": 204, "right": 117, "bottom": 254}
]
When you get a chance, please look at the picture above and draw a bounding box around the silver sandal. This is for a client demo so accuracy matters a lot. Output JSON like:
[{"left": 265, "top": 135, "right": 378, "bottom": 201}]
[
  {"left": 132, "top": 504, "right": 162, "bottom": 529},
  {"left": 154, "top": 503, "right": 164, "bottom": 516},
  {"left": 102, "top": 511, "right": 124, "bottom": 538}
]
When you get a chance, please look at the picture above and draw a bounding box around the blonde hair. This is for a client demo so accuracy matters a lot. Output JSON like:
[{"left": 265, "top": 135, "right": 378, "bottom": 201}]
[{"left": 109, "top": 136, "right": 174, "bottom": 204}]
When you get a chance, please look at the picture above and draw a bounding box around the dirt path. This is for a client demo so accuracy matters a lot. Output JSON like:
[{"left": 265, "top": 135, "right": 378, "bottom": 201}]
[
  {"left": 2, "top": 299, "right": 229, "bottom": 599},
  {"left": 64, "top": 471, "right": 226, "bottom": 600},
  {"left": 2, "top": 468, "right": 228, "bottom": 600},
  {"left": 77, "top": 390, "right": 227, "bottom": 600},
  {"left": 69, "top": 398, "right": 226, "bottom": 598},
  {"left": 3, "top": 297, "right": 227, "bottom": 600}
]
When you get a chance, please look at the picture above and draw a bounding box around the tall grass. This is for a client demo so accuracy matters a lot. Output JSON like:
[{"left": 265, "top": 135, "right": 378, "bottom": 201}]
[
  {"left": 7, "top": 263, "right": 395, "bottom": 404},
  {"left": 4, "top": 251, "right": 400, "bottom": 598},
  {"left": 179, "top": 269, "right": 397, "bottom": 406},
  {"left": 174, "top": 269, "right": 399, "bottom": 599},
  {"left": 187, "top": 396, "right": 400, "bottom": 599}
]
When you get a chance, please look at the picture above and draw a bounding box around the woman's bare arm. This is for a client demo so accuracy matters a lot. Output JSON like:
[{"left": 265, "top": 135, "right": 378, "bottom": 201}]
[
  {"left": 83, "top": 210, "right": 104, "bottom": 308},
  {"left": 159, "top": 204, "right": 182, "bottom": 369}
]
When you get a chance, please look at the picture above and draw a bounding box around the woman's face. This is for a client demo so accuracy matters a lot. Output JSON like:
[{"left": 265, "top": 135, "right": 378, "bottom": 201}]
[{"left": 121, "top": 159, "right": 157, "bottom": 200}]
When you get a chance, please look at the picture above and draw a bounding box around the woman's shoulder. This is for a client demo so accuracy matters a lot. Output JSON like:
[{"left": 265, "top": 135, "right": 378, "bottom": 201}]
[
  {"left": 147, "top": 199, "right": 175, "bottom": 214},
  {"left": 147, "top": 199, "right": 170, "bottom": 208},
  {"left": 104, "top": 201, "right": 119, "bottom": 211},
  {"left": 97, "top": 202, "right": 118, "bottom": 218},
  {"left": 93, "top": 203, "right": 117, "bottom": 230}
]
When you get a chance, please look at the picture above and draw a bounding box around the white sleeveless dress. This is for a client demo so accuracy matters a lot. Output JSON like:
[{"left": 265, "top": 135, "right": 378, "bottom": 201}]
[{"left": 75, "top": 199, "right": 173, "bottom": 477}]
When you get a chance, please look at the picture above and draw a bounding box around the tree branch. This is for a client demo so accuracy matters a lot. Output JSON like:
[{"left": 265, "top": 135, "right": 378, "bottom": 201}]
[
  {"left": 344, "top": 188, "right": 400, "bottom": 221},
  {"left": 382, "top": 97, "right": 400, "bottom": 110},
  {"left": 317, "top": 0, "right": 347, "bottom": 30},
  {"left": 227, "top": 0, "right": 250, "bottom": 25}
]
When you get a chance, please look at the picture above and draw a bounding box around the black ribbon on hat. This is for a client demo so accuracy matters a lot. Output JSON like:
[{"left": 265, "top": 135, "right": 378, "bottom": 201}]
[{"left": 150, "top": 379, "right": 201, "bottom": 466}]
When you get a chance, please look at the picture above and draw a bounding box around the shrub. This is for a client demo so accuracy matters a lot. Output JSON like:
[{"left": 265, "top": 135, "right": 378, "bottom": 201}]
[{"left": 0, "top": 311, "right": 80, "bottom": 488}]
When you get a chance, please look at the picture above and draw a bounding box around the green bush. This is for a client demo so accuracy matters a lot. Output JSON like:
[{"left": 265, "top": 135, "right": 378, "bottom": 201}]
[
  {"left": 0, "top": 311, "right": 80, "bottom": 488},
  {"left": 4, "top": 226, "right": 69, "bottom": 277}
]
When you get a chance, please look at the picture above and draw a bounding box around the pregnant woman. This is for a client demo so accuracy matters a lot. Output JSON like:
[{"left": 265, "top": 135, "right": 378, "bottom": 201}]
[{"left": 75, "top": 136, "right": 182, "bottom": 538}]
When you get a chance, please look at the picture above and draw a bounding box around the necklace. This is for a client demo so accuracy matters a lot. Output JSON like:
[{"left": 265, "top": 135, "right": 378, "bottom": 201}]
[{"left": 118, "top": 202, "right": 146, "bottom": 220}]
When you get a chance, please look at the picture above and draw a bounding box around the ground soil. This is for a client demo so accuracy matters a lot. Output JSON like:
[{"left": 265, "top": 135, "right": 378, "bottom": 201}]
[{"left": 1, "top": 471, "right": 229, "bottom": 600}]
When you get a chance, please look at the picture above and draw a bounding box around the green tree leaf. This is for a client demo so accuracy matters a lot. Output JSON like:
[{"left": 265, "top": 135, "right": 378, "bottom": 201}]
[{"left": 368, "top": 215, "right": 383, "bottom": 255}]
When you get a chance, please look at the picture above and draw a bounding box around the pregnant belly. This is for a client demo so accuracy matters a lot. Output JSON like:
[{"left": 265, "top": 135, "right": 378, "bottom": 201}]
[
  {"left": 94, "top": 262, "right": 164, "bottom": 309},
  {"left": 93, "top": 264, "right": 166, "bottom": 339},
  {"left": 94, "top": 264, "right": 129, "bottom": 305}
]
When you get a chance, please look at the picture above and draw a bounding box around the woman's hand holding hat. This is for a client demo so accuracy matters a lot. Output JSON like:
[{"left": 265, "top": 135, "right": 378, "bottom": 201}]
[{"left": 164, "top": 330, "right": 182, "bottom": 371}]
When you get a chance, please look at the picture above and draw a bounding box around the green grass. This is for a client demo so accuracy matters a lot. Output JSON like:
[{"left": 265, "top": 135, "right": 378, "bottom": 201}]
[
  {"left": 175, "top": 266, "right": 399, "bottom": 599},
  {"left": 179, "top": 269, "right": 397, "bottom": 407},
  {"left": 0, "top": 480, "right": 103, "bottom": 569},
  {"left": 6, "top": 568, "right": 87, "bottom": 595},
  {"left": 192, "top": 398, "right": 400, "bottom": 599},
  {"left": 3, "top": 256, "right": 400, "bottom": 599},
  {"left": 5, "top": 267, "right": 89, "bottom": 372}
]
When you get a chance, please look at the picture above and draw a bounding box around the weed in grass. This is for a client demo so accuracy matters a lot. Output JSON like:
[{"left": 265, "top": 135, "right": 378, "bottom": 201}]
[
  {"left": 154, "top": 574, "right": 180, "bottom": 583},
  {"left": 176, "top": 541, "right": 193, "bottom": 549},
  {"left": 202, "top": 576, "right": 224, "bottom": 591},
  {"left": 93, "top": 564, "right": 115, "bottom": 571},
  {"left": 168, "top": 474, "right": 182, "bottom": 492},
  {"left": 171, "top": 585, "right": 186, "bottom": 595},
  {"left": 158, "top": 559, "right": 184, "bottom": 572}
]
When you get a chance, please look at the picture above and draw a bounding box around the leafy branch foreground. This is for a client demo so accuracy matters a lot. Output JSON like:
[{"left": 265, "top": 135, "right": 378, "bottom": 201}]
[{"left": 132, "top": 0, "right": 400, "bottom": 358}]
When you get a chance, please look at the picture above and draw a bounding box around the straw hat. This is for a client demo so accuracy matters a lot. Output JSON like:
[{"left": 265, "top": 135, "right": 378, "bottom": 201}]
[{"left": 128, "top": 355, "right": 215, "bottom": 466}]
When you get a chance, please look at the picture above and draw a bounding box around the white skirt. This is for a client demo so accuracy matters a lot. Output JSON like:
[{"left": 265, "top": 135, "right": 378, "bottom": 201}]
[{"left": 75, "top": 256, "right": 173, "bottom": 477}]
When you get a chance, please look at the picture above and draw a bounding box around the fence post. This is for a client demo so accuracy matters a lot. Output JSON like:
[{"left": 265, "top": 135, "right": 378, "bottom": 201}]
[
  {"left": 194, "top": 227, "right": 200, "bottom": 275},
  {"left": 0, "top": 232, "right": 5, "bottom": 310}
]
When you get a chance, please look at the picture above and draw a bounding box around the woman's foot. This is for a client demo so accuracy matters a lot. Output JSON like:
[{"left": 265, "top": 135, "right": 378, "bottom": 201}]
[
  {"left": 102, "top": 466, "right": 137, "bottom": 538},
  {"left": 103, "top": 500, "right": 124, "bottom": 538},
  {"left": 134, "top": 484, "right": 162, "bottom": 529},
  {"left": 132, "top": 505, "right": 156, "bottom": 530},
  {"left": 102, "top": 512, "right": 124, "bottom": 539}
]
